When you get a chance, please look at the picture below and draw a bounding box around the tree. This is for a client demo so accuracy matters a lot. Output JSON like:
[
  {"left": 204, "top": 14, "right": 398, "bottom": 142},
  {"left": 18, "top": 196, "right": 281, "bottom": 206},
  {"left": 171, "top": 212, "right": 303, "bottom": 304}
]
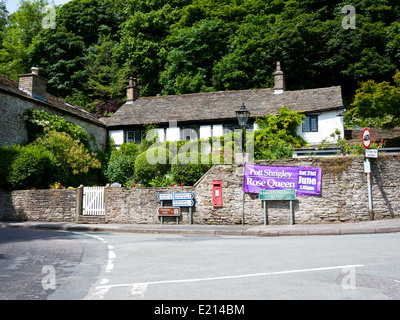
[
  {"left": 28, "top": 0, "right": 125, "bottom": 102},
  {"left": 134, "top": 146, "right": 172, "bottom": 186},
  {"left": 0, "top": 0, "right": 48, "bottom": 79},
  {"left": 160, "top": 18, "right": 227, "bottom": 95},
  {"left": 0, "top": 0, "right": 8, "bottom": 48},
  {"left": 348, "top": 72, "right": 400, "bottom": 128},
  {"left": 115, "top": 0, "right": 190, "bottom": 96}
]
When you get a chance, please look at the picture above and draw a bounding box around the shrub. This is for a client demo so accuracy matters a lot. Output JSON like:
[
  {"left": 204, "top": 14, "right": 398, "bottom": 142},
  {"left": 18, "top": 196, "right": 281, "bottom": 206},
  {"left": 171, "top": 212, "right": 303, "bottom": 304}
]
[
  {"left": 36, "top": 131, "right": 101, "bottom": 186},
  {"left": 8, "top": 144, "right": 59, "bottom": 190},
  {"left": 134, "top": 146, "right": 171, "bottom": 186},
  {"left": 105, "top": 152, "right": 132, "bottom": 185},
  {"left": 254, "top": 107, "right": 307, "bottom": 160},
  {"left": 171, "top": 151, "right": 213, "bottom": 186},
  {"left": 23, "top": 109, "right": 90, "bottom": 149},
  {"left": 104, "top": 142, "right": 140, "bottom": 186},
  {"left": 0, "top": 144, "right": 21, "bottom": 189}
]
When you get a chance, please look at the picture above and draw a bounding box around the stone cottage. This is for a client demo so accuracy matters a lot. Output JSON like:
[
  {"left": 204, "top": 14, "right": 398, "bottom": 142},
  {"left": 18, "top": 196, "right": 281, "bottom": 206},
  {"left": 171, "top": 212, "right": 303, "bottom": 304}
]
[
  {"left": 105, "top": 62, "right": 345, "bottom": 147},
  {"left": 0, "top": 67, "right": 107, "bottom": 150},
  {"left": 1, "top": 63, "right": 345, "bottom": 151}
]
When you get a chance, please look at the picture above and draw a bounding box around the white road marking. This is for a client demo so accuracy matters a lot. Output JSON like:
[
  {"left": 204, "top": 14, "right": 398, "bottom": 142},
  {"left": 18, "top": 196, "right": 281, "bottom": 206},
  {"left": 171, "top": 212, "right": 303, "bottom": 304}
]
[
  {"left": 84, "top": 233, "right": 116, "bottom": 299},
  {"left": 92, "top": 264, "right": 364, "bottom": 298}
]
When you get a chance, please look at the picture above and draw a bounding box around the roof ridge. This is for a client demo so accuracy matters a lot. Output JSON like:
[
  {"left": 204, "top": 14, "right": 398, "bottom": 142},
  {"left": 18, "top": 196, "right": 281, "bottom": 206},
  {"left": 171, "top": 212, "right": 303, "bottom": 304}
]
[{"left": 0, "top": 74, "right": 104, "bottom": 126}]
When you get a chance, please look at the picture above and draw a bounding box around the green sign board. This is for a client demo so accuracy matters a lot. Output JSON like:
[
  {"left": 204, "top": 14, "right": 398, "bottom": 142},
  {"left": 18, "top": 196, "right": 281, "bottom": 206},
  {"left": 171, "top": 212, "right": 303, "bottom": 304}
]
[{"left": 259, "top": 189, "right": 296, "bottom": 200}]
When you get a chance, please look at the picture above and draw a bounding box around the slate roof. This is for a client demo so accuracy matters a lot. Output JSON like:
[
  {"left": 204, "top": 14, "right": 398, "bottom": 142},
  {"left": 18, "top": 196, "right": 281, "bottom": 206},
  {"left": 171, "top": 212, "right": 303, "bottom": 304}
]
[
  {"left": 106, "top": 86, "right": 343, "bottom": 128},
  {"left": 0, "top": 75, "right": 105, "bottom": 127}
]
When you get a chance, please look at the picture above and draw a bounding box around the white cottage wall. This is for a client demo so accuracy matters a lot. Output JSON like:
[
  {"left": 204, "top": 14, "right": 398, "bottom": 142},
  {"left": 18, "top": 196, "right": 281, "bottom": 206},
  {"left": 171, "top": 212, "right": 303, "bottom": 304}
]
[{"left": 297, "top": 110, "right": 344, "bottom": 145}]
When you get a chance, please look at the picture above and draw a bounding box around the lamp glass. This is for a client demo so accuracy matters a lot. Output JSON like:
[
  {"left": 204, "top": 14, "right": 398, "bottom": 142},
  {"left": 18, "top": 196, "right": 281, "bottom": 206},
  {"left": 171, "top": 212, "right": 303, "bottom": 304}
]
[{"left": 236, "top": 103, "right": 250, "bottom": 127}]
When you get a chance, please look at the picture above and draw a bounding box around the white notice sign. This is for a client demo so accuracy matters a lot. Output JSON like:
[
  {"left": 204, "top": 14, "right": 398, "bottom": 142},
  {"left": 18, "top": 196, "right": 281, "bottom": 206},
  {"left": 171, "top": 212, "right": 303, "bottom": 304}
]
[
  {"left": 172, "top": 200, "right": 194, "bottom": 207},
  {"left": 174, "top": 192, "right": 194, "bottom": 200},
  {"left": 365, "top": 149, "right": 378, "bottom": 158},
  {"left": 157, "top": 193, "right": 174, "bottom": 200},
  {"left": 364, "top": 160, "right": 371, "bottom": 173}
]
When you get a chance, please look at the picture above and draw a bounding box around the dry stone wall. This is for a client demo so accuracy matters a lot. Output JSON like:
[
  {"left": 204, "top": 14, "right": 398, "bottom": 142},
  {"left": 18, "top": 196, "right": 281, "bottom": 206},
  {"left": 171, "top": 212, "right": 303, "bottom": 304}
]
[
  {"left": 0, "top": 156, "right": 399, "bottom": 225},
  {"left": 0, "top": 189, "right": 77, "bottom": 222}
]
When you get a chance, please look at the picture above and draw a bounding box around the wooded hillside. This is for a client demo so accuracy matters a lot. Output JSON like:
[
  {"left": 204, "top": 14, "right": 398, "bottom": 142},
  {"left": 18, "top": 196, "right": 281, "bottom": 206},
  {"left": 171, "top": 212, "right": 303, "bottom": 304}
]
[{"left": 1, "top": 0, "right": 400, "bottom": 116}]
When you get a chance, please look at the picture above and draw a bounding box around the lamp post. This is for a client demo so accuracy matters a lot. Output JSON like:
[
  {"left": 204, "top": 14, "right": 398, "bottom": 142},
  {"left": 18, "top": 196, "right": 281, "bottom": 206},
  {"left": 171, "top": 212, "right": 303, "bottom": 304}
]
[
  {"left": 236, "top": 103, "right": 250, "bottom": 226},
  {"left": 236, "top": 102, "right": 250, "bottom": 161}
]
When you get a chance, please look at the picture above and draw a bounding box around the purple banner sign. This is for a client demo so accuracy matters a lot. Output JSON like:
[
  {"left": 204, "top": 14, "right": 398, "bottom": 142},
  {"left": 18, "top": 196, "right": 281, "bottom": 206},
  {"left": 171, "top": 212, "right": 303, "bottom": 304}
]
[{"left": 243, "top": 164, "right": 322, "bottom": 196}]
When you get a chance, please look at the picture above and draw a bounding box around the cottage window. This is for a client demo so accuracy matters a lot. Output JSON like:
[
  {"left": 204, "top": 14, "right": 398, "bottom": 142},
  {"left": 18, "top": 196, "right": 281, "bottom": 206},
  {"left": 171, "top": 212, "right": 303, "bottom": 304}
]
[
  {"left": 126, "top": 130, "right": 144, "bottom": 144},
  {"left": 302, "top": 116, "right": 318, "bottom": 132}
]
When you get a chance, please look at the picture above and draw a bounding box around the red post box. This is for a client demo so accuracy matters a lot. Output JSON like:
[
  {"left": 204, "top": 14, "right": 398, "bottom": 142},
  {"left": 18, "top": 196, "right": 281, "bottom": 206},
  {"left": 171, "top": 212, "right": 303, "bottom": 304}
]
[{"left": 212, "top": 180, "right": 223, "bottom": 207}]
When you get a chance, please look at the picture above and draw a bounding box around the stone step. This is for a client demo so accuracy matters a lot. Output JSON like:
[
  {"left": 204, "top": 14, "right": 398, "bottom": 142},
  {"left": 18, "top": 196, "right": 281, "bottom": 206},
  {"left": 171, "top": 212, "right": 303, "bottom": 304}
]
[{"left": 77, "top": 215, "right": 106, "bottom": 224}]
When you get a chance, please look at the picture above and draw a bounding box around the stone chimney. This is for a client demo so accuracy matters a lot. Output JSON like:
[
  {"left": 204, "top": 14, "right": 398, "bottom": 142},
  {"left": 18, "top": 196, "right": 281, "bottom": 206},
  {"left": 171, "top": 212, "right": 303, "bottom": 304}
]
[
  {"left": 126, "top": 77, "right": 140, "bottom": 102},
  {"left": 273, "top": 61, "right": 285, "bottom": 94},
  {"left": 18, "top": 67, "right": 47, "bottom": 102}
]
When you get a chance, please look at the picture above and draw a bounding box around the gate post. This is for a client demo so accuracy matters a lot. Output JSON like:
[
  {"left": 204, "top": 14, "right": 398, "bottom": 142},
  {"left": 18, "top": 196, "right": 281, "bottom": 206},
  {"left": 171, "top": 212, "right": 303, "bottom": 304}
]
[
  {"left": 104, "top": 184, "right": 110, "bottom": 223},
  {"left": 76, "top": 185, "right": 84, "bottom": 220}
]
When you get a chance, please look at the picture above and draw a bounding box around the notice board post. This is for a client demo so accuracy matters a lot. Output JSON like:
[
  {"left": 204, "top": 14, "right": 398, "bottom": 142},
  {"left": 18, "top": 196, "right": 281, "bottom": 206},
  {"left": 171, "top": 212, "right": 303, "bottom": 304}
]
[{"left": 259, "top": 189, "right": 296, "bottom": 225}]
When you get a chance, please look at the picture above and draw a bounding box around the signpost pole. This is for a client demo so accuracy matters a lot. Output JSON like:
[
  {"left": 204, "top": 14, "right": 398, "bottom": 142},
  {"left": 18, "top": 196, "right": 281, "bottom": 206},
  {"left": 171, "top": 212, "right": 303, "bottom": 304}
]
[
  {"left": 362, "top": 129, "right": 374, "bottom": 221},
  {"left": 242, "top": 192, "right": 245, "bottom": 226},
  {"left": 290, "top": 200, "right": 294, "bottom": 225},
  {"left": 263, "top": 200, "right": 268, "bottom": 226},
  {"left": 366, "top": 158, "right": 373, "bottom": 220},
  {"left": 161, "top": 200, "right": 164, "bottom": 224},
  {"left": 189, "top": 207, "right": 193, "bottom": 225}
]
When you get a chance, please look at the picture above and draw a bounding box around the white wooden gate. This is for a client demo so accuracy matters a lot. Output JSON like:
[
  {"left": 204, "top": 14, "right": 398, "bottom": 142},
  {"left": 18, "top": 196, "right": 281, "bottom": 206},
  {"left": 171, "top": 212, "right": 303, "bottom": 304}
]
[{"left": 82, "top": 187, "right": 105, "bottom": 216}]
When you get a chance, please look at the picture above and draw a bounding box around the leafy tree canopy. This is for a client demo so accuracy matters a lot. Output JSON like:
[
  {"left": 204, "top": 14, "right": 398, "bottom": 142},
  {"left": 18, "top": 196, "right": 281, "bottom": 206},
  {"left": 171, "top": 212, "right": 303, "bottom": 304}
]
[{"left": 1, "top": 0, "right": 400, "bottom": 121}]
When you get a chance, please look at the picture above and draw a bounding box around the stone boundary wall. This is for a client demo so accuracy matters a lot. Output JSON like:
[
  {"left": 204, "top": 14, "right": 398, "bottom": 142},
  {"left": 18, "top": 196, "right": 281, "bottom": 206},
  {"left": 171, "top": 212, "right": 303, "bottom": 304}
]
[
  {"left": 0, "top": 189, "right": 77, "bottom": 222},
  {"left": 0, "top": 156, "right": 399, "bottom": 225},
  {"left": 195, "top": 156, "right": 400, "bottom": 225},
  {"left": 105, "top": 186, "right": 195, "bottom": 224}
]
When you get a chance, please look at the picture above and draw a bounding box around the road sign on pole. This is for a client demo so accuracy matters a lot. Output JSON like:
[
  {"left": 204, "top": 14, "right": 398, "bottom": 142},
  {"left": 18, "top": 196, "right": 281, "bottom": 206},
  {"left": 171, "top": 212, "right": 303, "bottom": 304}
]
[
  {"left": 173, "top": 192, "right": 195, "bottom": 200},
  {"left": 172, "top": 199, "right": 194, "bottom": 207},
  {"left": 157, "top": 207, "right": 180, "bottom": 216},
  {"left": 365, "top": 149, "right": 378, "bottom": 158},
  {"left": 362, "top": 128, "right": 371, "bottom": 149},
  {"left": 259, "top": 189, "right": 296, "bottom": 200},
  {"left": 362, "top": 129, "right": 374, "bottom": 220},
  {"left": 157, "top": 193, "right": 174, "bottom": 200}
]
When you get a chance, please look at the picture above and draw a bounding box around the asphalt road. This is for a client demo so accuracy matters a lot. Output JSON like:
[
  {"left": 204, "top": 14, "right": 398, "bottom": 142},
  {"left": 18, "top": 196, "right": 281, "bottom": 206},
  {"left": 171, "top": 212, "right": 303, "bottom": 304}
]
[
  {"left": 0, "top": 228, "right": 107, "bottom": 300},
  {"left": 1, "top": 228, "right": 400, "bottom": 300}
]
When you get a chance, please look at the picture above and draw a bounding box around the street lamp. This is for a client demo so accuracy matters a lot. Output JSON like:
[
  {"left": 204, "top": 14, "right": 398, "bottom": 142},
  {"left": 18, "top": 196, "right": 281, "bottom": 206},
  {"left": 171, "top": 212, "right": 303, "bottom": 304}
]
[
  {"left": 236, "top": 102, "right": 250, "bottom": 156},
  {"left": 236, "top": 103, "right": 250, "bottom": 226}
]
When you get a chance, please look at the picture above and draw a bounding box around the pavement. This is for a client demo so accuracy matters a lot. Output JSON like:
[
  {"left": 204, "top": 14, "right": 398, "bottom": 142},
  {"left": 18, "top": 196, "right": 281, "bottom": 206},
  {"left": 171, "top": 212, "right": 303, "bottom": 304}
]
[{"left": 1, "top": 218, "right": 400, "bottom": 237}]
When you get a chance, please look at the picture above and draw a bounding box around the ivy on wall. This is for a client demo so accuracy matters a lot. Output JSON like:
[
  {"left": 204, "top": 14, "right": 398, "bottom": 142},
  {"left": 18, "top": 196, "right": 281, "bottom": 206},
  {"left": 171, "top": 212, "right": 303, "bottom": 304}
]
[{"left": 23, "top": 109, "right": 90, "bottom": 149}]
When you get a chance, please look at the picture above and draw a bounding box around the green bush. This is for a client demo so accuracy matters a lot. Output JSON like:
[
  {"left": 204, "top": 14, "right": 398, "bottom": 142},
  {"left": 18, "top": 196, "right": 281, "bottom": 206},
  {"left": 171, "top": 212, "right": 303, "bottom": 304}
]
[
  {"left": 171, "top": 151, "right": 213, "bottom": 186},
  {"left": 0, "top": 145, "right": 20, "bottom": 190},
  {"left": 23, "top": 109, "right": 90, "bottom": 149},
  {"left": 104, "top": 142, "right": 140, "bottom": 186},
  {"left": 36, "top": 131, "right": 101, "bottom": 186},
  {"left": 105, "top": 152, "right": 132, "bottom": 185},
  {"left": 7, "top": 144, "right": 59, "bottom": 190},
  {"left": 134, "top": 146, "right": 171, "bottom": 186}
]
